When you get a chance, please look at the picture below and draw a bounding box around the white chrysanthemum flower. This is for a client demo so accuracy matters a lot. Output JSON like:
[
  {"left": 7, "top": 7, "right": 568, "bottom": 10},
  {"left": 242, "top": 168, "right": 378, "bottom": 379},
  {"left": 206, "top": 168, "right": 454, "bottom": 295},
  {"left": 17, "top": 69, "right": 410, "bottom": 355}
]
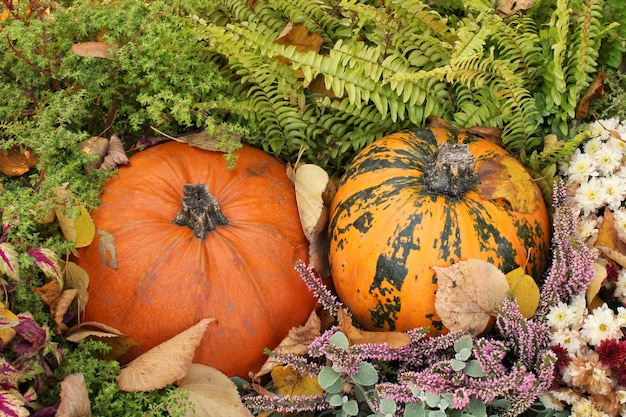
[
  {"left": 571, "top": 397, "right": 603, "bottom": 417},
  {"left": 583, "top": 136, "right": 604, "bottom": 155},
  {"left": 570, "top": 295, "right": 588, "bottom": 325},
  {"left": 614, "top": 270, "right": 626, "bottom": 301},
  {"left": 599, "top": 176, "right": 626, "bottom": 211},
  {"left": 589, "top": 121, "right": 607, "bottom": 139},
  {"left": 594, "top": 145, "right": 624, "bottom": 176},
  {"left": 613, "top": 208, "right": 626, "bottom": 242},
  {"left": 547, "top": 301, "right": 579, "bottom": 329},
  {"left": 580, "top": 304, "right": 624, "bottom": 345},
  {"left": 574, "top": 178, "right": 607, "bottom": 217},
  {"left": 551, "top": 328, "right": 585, "bottom": 356},
  {"left": 606, "top": 134, "right": 626, "bottom": 155},
  {"left": 576, "top": 216, "right": 600, "bottom": 244},
  {"left": 616, "top": 306, "right": 626, "bottom": 327},
  {"left": 538, "top": 392, "right": 565, "bottom": 411},
  {"left": 566, "top": 151, "right": 599, "bottom": 185},
  {"left": 602, "top": 116, "right": 621, "bottom": 131}
]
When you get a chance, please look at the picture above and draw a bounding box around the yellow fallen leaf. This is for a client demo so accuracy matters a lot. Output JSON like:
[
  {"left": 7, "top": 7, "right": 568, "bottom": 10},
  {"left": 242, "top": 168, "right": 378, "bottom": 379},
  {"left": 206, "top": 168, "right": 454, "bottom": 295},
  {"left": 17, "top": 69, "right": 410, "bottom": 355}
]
[
  {"left": 293, "top": 163, "right": 330, "bottom": 241},
  {"left": 478, "top": 155, "right": 540, "bottom": 214},
  {"left": 63, "top": 261, "right": 90, "bottom": 315},
  {"left": 433, "top": 259, "right": 510, "bottom": 336},
  {"left": 0, "top": 146, "right": 38, "bottom": 176},
  {"left": 0, "top": 301, "right": 19, "bottom": 345},
  {"left": 54, "top": 186, "right": 96, "bottom": 248},
  {"left": 116, "top": 318, "right": 216, "bottom": 392},
  {"left": 505, "top": 267, "right": 540, "bottom": 318},
  {"left": 271, "top": 365, "right": 323, "bottom": 397}
]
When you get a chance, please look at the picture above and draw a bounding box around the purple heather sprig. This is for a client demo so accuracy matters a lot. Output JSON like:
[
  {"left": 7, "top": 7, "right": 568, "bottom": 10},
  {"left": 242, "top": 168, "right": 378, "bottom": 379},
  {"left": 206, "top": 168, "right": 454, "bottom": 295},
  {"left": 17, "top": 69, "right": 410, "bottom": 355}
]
[
  {"left": 245, "top": 393, "right": 328, "bottom": 413},
  {"left": 295, "top": 260, "right": 343, "bottom": 316},
  {"left": 537, "top": 178, "right": 595, "bottom": 316}
]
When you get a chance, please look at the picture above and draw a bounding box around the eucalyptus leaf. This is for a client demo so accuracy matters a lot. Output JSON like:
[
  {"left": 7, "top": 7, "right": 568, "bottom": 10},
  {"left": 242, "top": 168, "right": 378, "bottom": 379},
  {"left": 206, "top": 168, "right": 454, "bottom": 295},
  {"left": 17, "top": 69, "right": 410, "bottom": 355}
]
[
  {"left": 343, "top": 399, "right": 359, "bottom": 416},
  {"left": 319, "top": 366, "right": 343, "bottom": 392},
  {"left": 327, "top": 393, "right": 345, "bottom": 407},
  {"left": 351, "top": 361, "right": 378, "bottom": 386},
  {"left": 464, "top": 360, "right": 486, "bottom": 378},
  {"left": 404, "top": 403, "right": 427, "bottom": 417},
  {"left": 450, "top": 358, "right": 466, "bottom": 372},
  {"left": 467, "top": 398, "right": 487, "bottom": 417},
  {"left": 425, "top": 393, "right": 442, "bottom": 408},
  {"left": 379, "top": 398, "right": 397, "bottom": 415},
  {"left": 329, "top": 331, "right": 350, "bottom": 348},
  {"left": 453, "top": 337, "right": 473, "bottom": 353}
]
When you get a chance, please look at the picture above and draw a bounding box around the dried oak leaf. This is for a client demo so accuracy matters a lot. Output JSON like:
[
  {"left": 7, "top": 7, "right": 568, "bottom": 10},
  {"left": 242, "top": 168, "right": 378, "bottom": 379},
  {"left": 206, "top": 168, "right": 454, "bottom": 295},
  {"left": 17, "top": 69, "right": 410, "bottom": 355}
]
[
  {"left": 56, "top": 373, "right": 92, "bottom": 417},
  {"left": 116, "top": 318, "right": 216, "bottom": 392},
  {"left": 338, "top": 308, "right": 410, "bottom": 348},
  {"left": 174, "top": 363, "right": 253, "bottom": 417},
  {"left": 0, "top": 146, "right": 38, "bottom": 176},
  {"left": 65, "top": 321, "right": 138, "bottom": 360},
  {"left": 587, "top": 261, "right": 608, "bottom": 310},
  {"left": 71, "top": 41, "right": 115, "bottom": 59},
  {"left": 100, "top": 134, "right": 129, "bottom": 171},
  {"left": 255, "top": 309, "right": 321, "bottom": 379},
  {"left": 478, "top": 155, "right": 540, "bottom": 214},
  {"left": 504, "top": 267, "right": 540, "bottom": 318},
  {"left": 433, "top": 259, "right": 510, "bottom": 336}
]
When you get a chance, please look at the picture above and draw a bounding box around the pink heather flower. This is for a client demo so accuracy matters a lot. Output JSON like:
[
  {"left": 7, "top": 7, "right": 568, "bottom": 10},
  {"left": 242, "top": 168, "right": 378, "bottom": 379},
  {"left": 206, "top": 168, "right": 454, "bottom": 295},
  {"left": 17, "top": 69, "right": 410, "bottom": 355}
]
[
  {"left": 537, "top": 179, "right": 595, "bottom": 315},
  {"left": 295, "top": 260, "right": 343, "bottom": 316}
]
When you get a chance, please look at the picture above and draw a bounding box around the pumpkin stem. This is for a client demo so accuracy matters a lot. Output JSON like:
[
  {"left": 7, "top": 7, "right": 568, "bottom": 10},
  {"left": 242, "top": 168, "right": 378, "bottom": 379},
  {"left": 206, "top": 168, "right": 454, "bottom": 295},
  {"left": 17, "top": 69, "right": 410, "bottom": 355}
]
[
  {"left": 423, "top": 142, "right": 478, "bottom": 198},
  {"left": 173, "top": 183, "right": 228, "bottom": 239}
]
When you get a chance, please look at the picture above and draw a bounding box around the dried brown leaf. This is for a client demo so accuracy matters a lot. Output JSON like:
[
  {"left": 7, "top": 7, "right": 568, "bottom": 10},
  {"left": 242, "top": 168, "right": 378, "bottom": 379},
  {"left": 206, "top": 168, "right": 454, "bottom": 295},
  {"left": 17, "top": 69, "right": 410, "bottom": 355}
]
[
  {"left": 52, "top": 289, "right": 78, "bottom": 333},
  {"left": 0, "top": 146, "right": 38, "bottom": 176},
  {"left": 96, "top": 229, "right": 117, "bottom": 269},
  {"left": 32, "top": 279, "right": 62, "bottom": 307},
  {"left": 79, "top": 136, "right": 109, "bottom": 172},
  {"left": 71, "top": 41, "right": 114, "bottom": 59},
  {"left": 478, "top": 155, "right": 540, "bottom": 213},
  {"left": 66, "top": 321, "right": 138, "bottom": 360},
  {"left": 56, "top": 373, "right": 92, "bottom": 417},
  {"left": 433, "top": 259, "right": 510, "bottom": 336},
  {"left": 274, "top": 22, "right": 323, "bottom": 77},
  {"left": 496, "top": 0, "right": 534, "bottom": 17},
  {"left": 64, "top": 261, "right": 89, "bottom": 315},
  {"left": 172, "top": 129, "right": 242, "bottom": 152},
  {"left": 338, "top": 308, "right": 410, "bottom": 348},
  {"left": 255, "top": 309, "right": 321, "bottom": 378},
  {"left": 100, "top": 134, "right": 129, "bottom": 170},
  {"left": 116, "top": 318, "right": 216, "bottom": 392},
  {"left": 595, "top": 207, "right": 626, "bottom": 262},
  {"left": 175, "top": 364, "right": 253, "bottom": 417},
  {"left": 576, "top": 72, "right": 605, "bottom": 119}
]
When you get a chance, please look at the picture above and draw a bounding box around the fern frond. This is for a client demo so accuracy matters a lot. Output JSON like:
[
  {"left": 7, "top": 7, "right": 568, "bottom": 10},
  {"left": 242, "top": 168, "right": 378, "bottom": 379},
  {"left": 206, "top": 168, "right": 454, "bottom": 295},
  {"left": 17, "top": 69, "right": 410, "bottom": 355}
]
[
  {"left": 393, "top": 0, "right": 451, "bottom": 36},
  {"left": 541, "top": 0, "right": 569, "bottom": 113},
  {"left": 450, "top": 17, "right": 492, "bottom": 59},
  {"left": 267, "top": 0, "right": 352, "bottom": 44}
]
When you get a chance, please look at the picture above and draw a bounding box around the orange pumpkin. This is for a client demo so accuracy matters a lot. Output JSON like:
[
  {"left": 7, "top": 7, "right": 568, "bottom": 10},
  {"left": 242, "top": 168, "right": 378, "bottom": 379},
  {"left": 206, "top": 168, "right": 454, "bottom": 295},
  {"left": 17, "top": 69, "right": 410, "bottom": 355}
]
[
  {"left": 328, "top": 128, "right": 551, "bottom": 334},
  {"left": 76, "top": 141, "right": 315, "bottom": 377}
]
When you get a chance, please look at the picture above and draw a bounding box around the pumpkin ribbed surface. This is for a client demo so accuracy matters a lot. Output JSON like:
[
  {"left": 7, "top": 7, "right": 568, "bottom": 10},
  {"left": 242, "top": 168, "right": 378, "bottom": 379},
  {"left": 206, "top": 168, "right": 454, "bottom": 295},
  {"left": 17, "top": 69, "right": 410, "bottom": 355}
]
[
  {"left": 76, "top": 141, "right": 315, "bottom": 377},
  {"left": 328, "top": 128, "right": 550, "bottom": 334}
]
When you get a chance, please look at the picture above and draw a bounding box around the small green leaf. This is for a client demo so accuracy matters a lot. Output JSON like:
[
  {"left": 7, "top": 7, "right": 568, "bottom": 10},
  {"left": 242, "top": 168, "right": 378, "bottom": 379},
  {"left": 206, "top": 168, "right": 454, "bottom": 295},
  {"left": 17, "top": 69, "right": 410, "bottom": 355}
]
[
  {"left": 328, "top": 393, "right": 344, "bottom": 407},
  {"left": 425, "top": 393, "right": 441, "bottom": 408},
  {"left": 330, "top": 331, "right": 350, "bottom": 348},
  {"left": 351, "top": 361, "right": 378, "bottom": 386},
  {"left": 319, "top": 366, "right": 343, "bottom": 392},
  {"left": 404, "top": 403, "right": 426, "bottom": 417},
  {"left": 453, "top": 337, "right": 473, "bottom": 353},
  {"left": 380, "top": 398, "right": 397, "bottom": 415},
  {"left": 455, "top": 347, "right": 472, "bottom": 362},
  {"left": 464, "top": 360, "right": 486, "bottom": 378},
  {"left": 450, "top": 358, "right": 466, "bottom": 372},
  {"left": 467, "top": 398, "right": 487, "bottom": 417},
  {"left": 343, "top": 399, "right": 359, "bottom": 416}
]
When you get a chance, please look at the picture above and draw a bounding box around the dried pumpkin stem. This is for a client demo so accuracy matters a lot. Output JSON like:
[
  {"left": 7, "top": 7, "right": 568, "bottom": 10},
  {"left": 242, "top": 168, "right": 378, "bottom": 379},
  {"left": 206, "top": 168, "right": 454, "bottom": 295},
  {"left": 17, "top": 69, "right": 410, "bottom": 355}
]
[
  {"left": 423, "top": 142, "right": 478, "bottom": 198},
  {"left": 173, "top": 183, "right": 228, "bottom": 239}
]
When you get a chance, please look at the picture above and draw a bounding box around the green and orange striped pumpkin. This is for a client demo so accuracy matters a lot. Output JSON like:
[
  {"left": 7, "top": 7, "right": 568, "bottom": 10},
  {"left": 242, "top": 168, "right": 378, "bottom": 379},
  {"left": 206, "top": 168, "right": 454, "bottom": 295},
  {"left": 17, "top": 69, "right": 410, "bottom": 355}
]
[{"left": 328, "top": 127, "right": 551, "bottom": 335}]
